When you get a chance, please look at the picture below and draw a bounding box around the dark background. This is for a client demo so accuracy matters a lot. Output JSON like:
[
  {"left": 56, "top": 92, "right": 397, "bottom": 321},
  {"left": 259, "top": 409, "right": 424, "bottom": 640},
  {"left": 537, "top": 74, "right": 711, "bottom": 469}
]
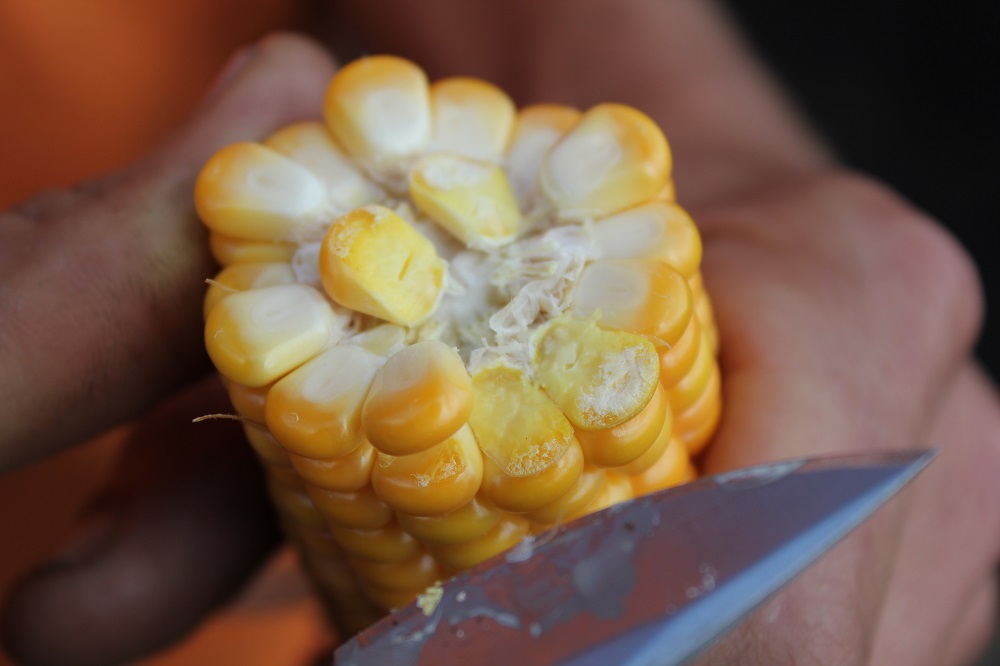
[
  {"left": 726, "top": 2, "right": 999, "bottom": 380},
  {"left": 725, "top": 4, "right": 999, "bottom": 663}
]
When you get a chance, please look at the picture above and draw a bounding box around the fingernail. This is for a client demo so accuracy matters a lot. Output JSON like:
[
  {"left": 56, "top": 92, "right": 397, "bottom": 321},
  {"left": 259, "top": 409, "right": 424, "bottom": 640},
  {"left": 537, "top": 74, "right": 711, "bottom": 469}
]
[
  {"left": 202, "top": 45, "right": 259, "bottom": 102},
  {"left": 47, "top": 513, "right": 116, "bottom": 567}
]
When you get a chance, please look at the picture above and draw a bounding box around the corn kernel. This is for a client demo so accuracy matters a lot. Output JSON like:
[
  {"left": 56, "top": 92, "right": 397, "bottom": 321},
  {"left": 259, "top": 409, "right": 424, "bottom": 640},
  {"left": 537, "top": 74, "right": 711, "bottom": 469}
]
[
  {"left": 347, "top": 324, "right": 409, "bottom": 357},
  {"left": 575, "top": 382, "right": 669, "bottom": 468},
  {"left": 290, "top": 441, "right": 376, "bottom": 492},
  {"left": 396, "top": 496, "right": 501, "bottom": 545},
  {"left": 408, "top": 154, "right": 522, "bottom": 249},
  {"left": 308, "top": 484, "right": 394, "bottom": 531},
  {"left": 320, "top": 205, "right": 445, "bottom": 326},
  {"left": 209, "top": 232, "right": 296, "bottom": 267},
  {"left": 675, "top": 366, "right": 722, "bottom": 455},
  {"left": 481, "top": 437, "right": 584, "bottom": 513},
  {"left": 427, "top": 515, "right": 530, "bottom": 570},
  {"left": 329, "top": 521, "right": 422, "bottom": 563},
  {"left": 535, "top": 316, "right": 660, "bottom": 430},
  {"left": 196, "top": 142, "right": 329, "bottom": 242},
  {"left": 203, "top": 262, "right": 297, "bottom": 319},
  {"left": 429, "top": 77, "right": 515, "bottom": 162},
  {"left": 667, "top": 330, "right": 715, "bottom": 412},
  {"left": 630, "top": 436, "right": 695, "bottom": 496},
  {"left": 268, "top": 478, "right": 326, "bottom": 531},
  {"left": 506, "top": 104, "right": 581, "bottom": 206},
  {"left": 242, "top": 422, "right": 291, "bottom": 467},
  {"left": 362, "top": 340, "right": 473, "bottom": 455},
  {"left": 265, "top": 121, "right": 384, "bottom": 213},
  {"left": 323, "top": 55, "right": 430, "bottom": 167},
  {"left": 349, "top": 552, "right": 441, "bottom": 593},
  {"left": 618, "top": 417, "right": 673, "bottom": 476},
  {"left": 659, "top": 314, "right": 702, "bottom": 387},
  {"left": 266, "top": 345, "right": 382, "bottom": 460},
  {"left": 204, "top": 284, "right": 340, "bottom": 388},
  {"left": 540, "top": 104, "right": 670, "bottom": 219},
  {"left": 579, "top": 469, "right": 634, "bottom": 518},
  {"left": 590, "top": 202, "right": 702, "bottom": 278},
  {"left": 526, "top": 466, "right": 606, "bottom": 526},
  {"left": 571, "top": 259, "right": 693, "bottom": 346},
  {"left": 226, "top": 381, "right": 270, "bottom": 424}
]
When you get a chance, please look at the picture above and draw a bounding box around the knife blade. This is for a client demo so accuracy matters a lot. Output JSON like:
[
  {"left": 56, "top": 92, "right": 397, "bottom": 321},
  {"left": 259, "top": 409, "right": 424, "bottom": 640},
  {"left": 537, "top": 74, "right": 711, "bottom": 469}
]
[{"left": 334, "top": 449, "right": 935, "bottom": 666}]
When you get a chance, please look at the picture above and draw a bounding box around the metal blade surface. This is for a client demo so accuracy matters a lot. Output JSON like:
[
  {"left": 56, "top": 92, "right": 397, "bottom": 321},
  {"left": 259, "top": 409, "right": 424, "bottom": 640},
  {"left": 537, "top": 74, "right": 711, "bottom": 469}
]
[{"left": 335, "top": 450, "right": 934, "bottom": 666}]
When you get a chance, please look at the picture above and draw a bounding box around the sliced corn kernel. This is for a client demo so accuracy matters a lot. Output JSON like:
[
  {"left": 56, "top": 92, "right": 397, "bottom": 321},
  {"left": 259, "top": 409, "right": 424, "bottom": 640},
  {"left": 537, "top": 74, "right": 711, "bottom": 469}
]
[
  {"left": 590, "top": 202, "right": 702, "bottom": 278},
  {"left": 506, "top": 104, "right": 581, "bottom": 206},
  {"left": 630, "top": 436, "right": 695, "bottom": 496},
  {"left": 349, "top": 552, "right": 441, "bottom": 593},
  {"left": 205, "top": 284, "right": 338, "bottom": 387},
  {"left": 540, "top": 104, "right": 670, "bottom": 219},
  {"left": 347, "top": 324, "right": 409, "bottom": 357},
  {"left": 329, "top": 521, "right": 422, "bottom": 563},
  {"left": 320, "top": 205, "right": 445, "bottom": 326},
  {"left": 209, "top": 232, "right": 296, "bottom": 267},
  {"left": 429, "top": 77, "right": 515, "bottom": 161},
  {"left": 481, "top": 437, "right": 584, "bottom": 513},
  {"left": 362, "top": 340, "right": 473, "bottom": 455},
  {"left": 667, "top": 330, "right": 715, "bottom": 412},
  {"left": 618, "top": 418, "right": 673, "bottom": 476},
  {"left": 408, "top": 154, "right": 521, "bottom": 249},
  {"left": 290, "top": 441, "right": 376, "bottom": 492},
  {"left": 579, "top": 469, "right": 634, "bottom": 518},
  {"left": 427, "top": 515, "right": 530, "bottom": 570},
  {"left": 203, "top": 262, "right": 297, "bottom": 319},
  {"left": 227, "top": 381, "right": 271, "bottom": 424},
  {"left": 526, "top": 466, "right": 606, "bottom": 526},
  {"left": 534, "top": 316, "right": 660, "bottom": 430},
  {"left": 265, "top": 345, "right": 382, "bottom": 460},
  {"left": 571, "top": 259, "right": 692, "bottom": 346},
  {"left": 659, "top": 314, "right": 702, "bottom": 387},
  {"left": 371, "top": 424, "right": 483, "bottom": 516},
  {"left": 195, "top": 142, "right": 329, "bottom": 242},
  {"left": 396, "top": 496, "right": 501, "bottom": 545},
  {"left": 575, "top": 382, "right": 669, "bottom": 468},
  {"left": 265, "top": 121, "right": 384, "bottom": 213},
  {"left": 243, "top": 422, "right": 291, "bottom": 467},
  {"left": 323, "top": 55, "right": 430, "bottom": 166},
  {"left": 307, "top": 484, "right": 394, "bottom": 531},
  {"left": 268, "top": 479, "right": 326, "bottom": 531},
  {"left": 675, "top": 366, "right": 722, "bottom": 456}
]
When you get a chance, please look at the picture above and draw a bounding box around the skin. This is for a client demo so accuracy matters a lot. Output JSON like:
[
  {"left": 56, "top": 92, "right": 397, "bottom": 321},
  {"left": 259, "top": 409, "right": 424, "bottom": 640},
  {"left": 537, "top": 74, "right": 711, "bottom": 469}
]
[{"left": 2, "top": 2, "right": 999, "bottom": 664}]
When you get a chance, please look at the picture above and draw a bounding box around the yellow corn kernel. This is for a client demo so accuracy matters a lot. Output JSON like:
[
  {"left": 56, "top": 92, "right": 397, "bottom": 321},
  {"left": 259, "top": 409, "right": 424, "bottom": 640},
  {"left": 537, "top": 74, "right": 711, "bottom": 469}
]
[
  {"left": 534, "top": 316, "right": 660, "bottom": 430},
  {"left": 203, "top": 262, "right": 297, "bottom": 319},
  {"left": 526, "top": 466, "right": 606, "bottom": 526},
  {"left": 319, "top": 205, "right": 445, "bottom": 326},
  {"left": 243, "top": 422, "right": 291, "bottom": 467},
  {"left": 427, "top": 515, "right": 530, "bottom": 570},
  {"left": 323, "top": 55, "right": 430, "bottom": 166},
  {"left": 618, "top": 417, "right": 673, "bottom": 476},
  {"left": 396, "top": 496, "right": 501, "bottom": 545},
  {"left": 328, "top": 521, "right": 422, "bottom": 563},
  {"left": 371, "top": 424, "right": 483, "bottom": 516},
  {"left": 347, "top": 324, "right": 409, "bottom": 357},
  {"left": 468, "top": 363, "right": 581, "bottom": 510},
  {"left": 659, "top": 314, "right": 702, "bottom": 387},
  {"left": 429, "top": 77, "right": 515, "bottom": 161},
  {"left": 571, "top": 259, "right": 693, "bottom": 346},
  {"left": 580, "top": 469, "right": 634, "bottom": 518},
  {"left": 227, "top": 381, "right": 270, "bottom": 424},
  {"left": 349, "top": 552, "right": 441, "bottom": 593},
  {"left": 408, "top": 154, "right": 522, "bottom": 249},
  {"left": 265, "top": 121, "right": 384, "bottom": 213},
  {"left": 307, "top": 484, "right": 394, "bottom": 531},
  {"left": 289, "top": 524, "right": 343, "bottom": 559},
  {"left": 675, "top": 367, "right": 722, "bottom": 456},
  {"left": 267, "top": 478, "right": 326, "bottom": 531},
  {"left": 362, "top": 340, "right": 473, "bottom": 455},
  {"left": 265, "top": 345, "right": 382, "bottom": 460},
  {"left": 289, "top": 441, "right": 376, "bottom": 492},
  {"left": 195, "top": 142, "right": 329, "bottom": 242},
  {"left": 506, "top": 104, "right": 581, "bottom": 206},
  {"left": 209, "top": 232, "right": 296, "bottom": 267},
  {"left": 540, "top": 104, "right": 670, "bottom": 219},
  {"left": 630, "top": 436, "right": 696, "bottom": 496},
  {"left": 589, "top": 202, "right": 702, "bottom": 279},
  {"left": 482, "top": 438, "right": 584, "bottom": 513},
  {"left": 575, "top": 383, "right": 669, "bottom": 468},
  {"left": 667, "top": 330, "right": 716, "bottom": 413},
  {"left": 205, "top": 284, "right": 339, "bottom": 388},
  {"left": 266, "top": 463, "right": 305, "bottom": 491}
]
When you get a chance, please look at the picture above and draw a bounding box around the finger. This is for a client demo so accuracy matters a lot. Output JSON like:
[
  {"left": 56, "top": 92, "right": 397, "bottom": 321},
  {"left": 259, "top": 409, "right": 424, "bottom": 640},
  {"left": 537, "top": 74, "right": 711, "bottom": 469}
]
[
  {"left": 0, "top": 34, "right": 337, "bottom": 472},
  {"left": 1, "top": 376, "right": 281, "bottom": 666}
]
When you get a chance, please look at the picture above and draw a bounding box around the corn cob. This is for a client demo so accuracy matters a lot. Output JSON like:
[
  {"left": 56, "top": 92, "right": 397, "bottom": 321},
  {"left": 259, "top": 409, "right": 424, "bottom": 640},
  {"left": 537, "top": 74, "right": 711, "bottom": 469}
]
[{"left": 196, "top": 55, "right": 720, "bottom": 635}]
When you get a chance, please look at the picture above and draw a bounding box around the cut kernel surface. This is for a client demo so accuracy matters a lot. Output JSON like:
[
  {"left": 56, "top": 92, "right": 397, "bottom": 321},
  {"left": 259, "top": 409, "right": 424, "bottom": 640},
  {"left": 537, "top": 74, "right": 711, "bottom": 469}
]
[{"left": 196, "top": 54, "right": 721, "bottom": 628}]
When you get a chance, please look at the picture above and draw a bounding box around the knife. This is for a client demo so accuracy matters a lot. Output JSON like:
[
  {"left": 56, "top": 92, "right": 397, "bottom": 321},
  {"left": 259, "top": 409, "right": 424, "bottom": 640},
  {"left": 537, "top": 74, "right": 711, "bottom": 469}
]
[{"left": 334, "top": 449, "right": 935, "bottom": 666}]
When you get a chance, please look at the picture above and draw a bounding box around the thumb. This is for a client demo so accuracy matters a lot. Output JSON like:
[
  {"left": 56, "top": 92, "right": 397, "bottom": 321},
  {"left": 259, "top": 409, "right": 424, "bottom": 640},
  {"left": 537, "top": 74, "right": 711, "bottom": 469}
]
[{"left": 0, "top": 33, "right": 337, "bottom": 471}]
